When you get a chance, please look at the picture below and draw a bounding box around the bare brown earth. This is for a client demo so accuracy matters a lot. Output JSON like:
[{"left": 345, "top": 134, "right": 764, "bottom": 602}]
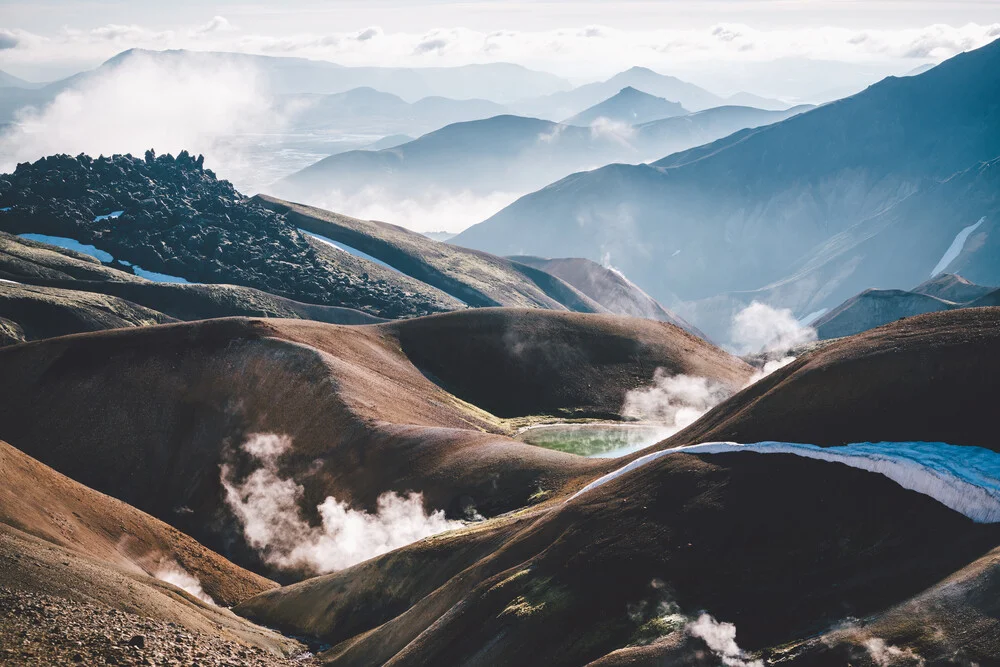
[
  {"left": 0, "top": 281, "right": 174, "bottom": 344},
  {"left": 0, "top": 309, "right": 748, "bottom": 577},
  {"left": 384, "top": 308, "right": 750, "bottom": 418},
  {"left": 646, "top": 307, "right": 1000, "bottom": 453},
  {"left": 0, "top": 438, "right": 304, "bottom": 659},
  {"left": 232, "top": 307, "right": 1000, "bottom": 666},
  {"left": 771, "top": 545, "right": 1000, "bottom": 665},
  {"left": 254, "top": 195, "right": 608, "bottom": 312},
  {"left": 0, "top": 587, "right": 312, "bottom": 667},
  {"left": 236, "top": 452, "right": 1000, "bottom": 666},
  {"left": 0, "top": 439, "right": 273, "bottom": 606}
]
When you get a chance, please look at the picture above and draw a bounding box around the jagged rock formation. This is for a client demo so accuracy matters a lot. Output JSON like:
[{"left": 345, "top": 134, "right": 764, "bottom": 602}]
[{"left": 0, "top": 152, "right": 458, "bottom": 318}]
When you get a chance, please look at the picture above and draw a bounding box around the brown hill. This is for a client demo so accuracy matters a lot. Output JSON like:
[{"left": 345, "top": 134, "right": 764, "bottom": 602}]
[
  {"left": 774, "top": 545, "right": 1000, "bottom": 665},
  {"left": 508, "top": 255, "right": 704, "bottom": 336},
  {"left": 0, "top": 438, "right": 301, "bottom": 657},
  {"left": 236, "top": 451, "right": 999, "bottom": 666},
  {"left": 0, "top": 281, "right": 174, "bottom": 344},
  {"left": 652, "top": 307, "right": 1000, "bottom": 452},
  {"left": 0, "top": 439, "right": 272, "bottom": 606},
  {"left": 385, "top": 308, "right": 749, "bottom": 419},
  {"left": 254, "top": 195, "right": 607, "bottom": 313},
  {"left": 1, "top": 232, "right": 384, "bottom": 335},
  {"left": 0, "top": 310, "right": 746, "bottom": 576}
]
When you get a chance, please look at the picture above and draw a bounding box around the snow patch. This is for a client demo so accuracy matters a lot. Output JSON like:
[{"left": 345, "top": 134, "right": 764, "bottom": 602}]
[
  {"left": 798, "top": 308, "right": 828, "bottom": 326},
  {"left": 131, "top": 266, "right": 189, "bottom": 283},
  {"left": 93, "top": 210, "right": 124, "bottom": 222},
  {"left": 569, "top": 441, "right": 1000, "bottom": 523},
  {"left": 298, "top": 228, "right": 403, "bottom": 274},
  {"left": 931, "top": 217, "right": 985, "bottom": 277},
  {"left": 18, "top": 233, "right": 114, "bottom": 262}
]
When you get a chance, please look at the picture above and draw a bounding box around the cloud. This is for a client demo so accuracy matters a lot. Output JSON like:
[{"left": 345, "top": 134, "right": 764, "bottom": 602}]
[
  {"left": 686, "top": 614, "right": 763, "bottom": 667},
  {"left": 0, "top": 50, "right": 280, "bottom": 185},
  {"left": 356, "top": 26, "right": 383, "bottom": 42},
  {"left": 221, "top": 434, "right": 460, "bottom": 575},
  {"left": 730, "top": 301, "right": 817, "bottom": 354},
  {"left": 288, "top": 186, "right": 521, "bottom": 233},
  {"left": 3, "top": 19, "right": 998, "bottom": 85},
  {"left": 192, "top": 16, "right": 235, "bottom": 36}
]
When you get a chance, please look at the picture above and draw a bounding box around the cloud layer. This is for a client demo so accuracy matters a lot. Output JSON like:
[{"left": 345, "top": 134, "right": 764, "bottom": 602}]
[{"left": 3, "top": 18, "right": 998, "bottom": 85}]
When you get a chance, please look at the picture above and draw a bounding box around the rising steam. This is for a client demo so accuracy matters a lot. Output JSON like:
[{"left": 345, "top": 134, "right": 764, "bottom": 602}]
[
  {"left": 686, "top": 614, "right": 763, "bottom": 667},
  {"left": 622, "top": 371, "right": 732, "bottom": 437},
  {"left": 730, "top": 301, "right": 817, "bottom": 354},
  {"left": 153, "top": 561, "right": 215, "bottom": 605},
  {"left": 221, "top": 434, "right": 460, "bottom": 574}
]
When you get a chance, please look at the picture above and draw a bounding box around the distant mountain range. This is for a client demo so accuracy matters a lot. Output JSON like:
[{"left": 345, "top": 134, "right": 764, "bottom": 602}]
[
  {"left": 276, "top": 103, "right": 811, "bottom": 204},
  {"left": 0, "top": 70, "right": 45, "bottom": 89},
  {"left": 94, "top": 49, "right": 573, "bottom": 103},
  {"left": 453, "top": 38, "right": 1000, "bottom": 342},
  {"left": 277, "top": 87, "right": 508, "bottom": 136},
  {"left": 513, "top": 66, "right": 789, "bottom": 119},
  {"left": 563, "top": 87, "right": 687, "bottom": 126}
]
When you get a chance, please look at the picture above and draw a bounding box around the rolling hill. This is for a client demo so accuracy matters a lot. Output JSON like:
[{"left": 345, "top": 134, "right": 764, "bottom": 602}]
[{"left": 0, "top": 310, "right": 748, "bottom": 578}]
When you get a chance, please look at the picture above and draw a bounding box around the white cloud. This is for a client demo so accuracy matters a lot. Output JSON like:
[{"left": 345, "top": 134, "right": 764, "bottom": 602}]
[
  {"left": 0, "top": 50, "right": 280, "bottom": 183},
  {"left": 2, "top": 18, "right": 997, "bottom": 85},
  {"left": 192, "top": 16, "right": 236, "bottom": 37},
  {"left": 290, "top": 186, "right": 521, "bottom": 233}
]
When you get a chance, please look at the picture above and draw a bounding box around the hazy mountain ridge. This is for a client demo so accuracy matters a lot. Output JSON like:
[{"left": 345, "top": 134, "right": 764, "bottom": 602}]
[
  {"left": 454, "top": 37, "right": 1000, "bottom": 341},
  {"left": 563, "top": 86, "right": 687, "bottom": 126}
]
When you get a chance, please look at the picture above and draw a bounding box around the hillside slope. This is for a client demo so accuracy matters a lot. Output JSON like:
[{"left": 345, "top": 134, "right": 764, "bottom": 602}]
[
  {"left": 255, "top": 196, "right": 606, "bottom": 312},
  {"left": 0, "top": 310, "right": 748, "bottom": 577}
]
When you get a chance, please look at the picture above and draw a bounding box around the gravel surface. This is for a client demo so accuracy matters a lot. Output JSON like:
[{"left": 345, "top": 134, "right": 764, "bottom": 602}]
[{"left": 0, "top": 588, "right": 317, "bottom": 666}]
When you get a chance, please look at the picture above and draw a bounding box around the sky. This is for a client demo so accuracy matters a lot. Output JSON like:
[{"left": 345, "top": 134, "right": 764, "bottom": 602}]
[{"left": 2, "top": 1, "right": 998, "bottom": 83}]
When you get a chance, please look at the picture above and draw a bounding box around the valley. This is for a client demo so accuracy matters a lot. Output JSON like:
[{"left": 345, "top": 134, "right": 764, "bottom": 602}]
[{"left": 0, "top": 13, "right": 998, "bottom": 667}]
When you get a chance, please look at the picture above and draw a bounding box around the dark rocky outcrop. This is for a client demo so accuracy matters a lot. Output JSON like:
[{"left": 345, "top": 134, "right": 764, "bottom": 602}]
[{"left": 0, "top": 152, "right": 457, "bottom": 319}]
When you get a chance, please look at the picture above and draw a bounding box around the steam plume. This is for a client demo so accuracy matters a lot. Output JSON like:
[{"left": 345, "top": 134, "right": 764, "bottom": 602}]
[
  {"left": 153, "top": 561, "right": 215, "bottom": 605},
  {"left": 686, "top": 614, "right": 763, "bottom": 667},
  {"left": 730, "top": 301, "right": 817, "bottom": 354},
  {"left": 622, "top": 370, "right": 731, "bottom": 437},
  {"left": 221, "top": 434, "right": 460, "bottom": 574}
]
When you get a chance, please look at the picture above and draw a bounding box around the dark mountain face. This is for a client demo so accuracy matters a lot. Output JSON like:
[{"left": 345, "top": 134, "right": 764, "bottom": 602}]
[{"left": 453, "top": 38, "right": 1000, "bottom": 341}]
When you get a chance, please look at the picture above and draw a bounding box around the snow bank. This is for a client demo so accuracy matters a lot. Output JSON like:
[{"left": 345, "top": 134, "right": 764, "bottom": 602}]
[
  {"left": 569, "top": 441, "right": 1000, "bottom": 523},
  {"left": 932, "top": 217, "right": 985, "bottom": 277}
]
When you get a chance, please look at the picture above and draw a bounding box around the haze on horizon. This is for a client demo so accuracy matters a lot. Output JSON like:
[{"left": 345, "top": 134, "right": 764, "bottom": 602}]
[
  {"left": 1, "top": 0, "right": 998, "bottom": 233},
  {"left": 2, "top": 0, "right": 998, "bottom": 86}
]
